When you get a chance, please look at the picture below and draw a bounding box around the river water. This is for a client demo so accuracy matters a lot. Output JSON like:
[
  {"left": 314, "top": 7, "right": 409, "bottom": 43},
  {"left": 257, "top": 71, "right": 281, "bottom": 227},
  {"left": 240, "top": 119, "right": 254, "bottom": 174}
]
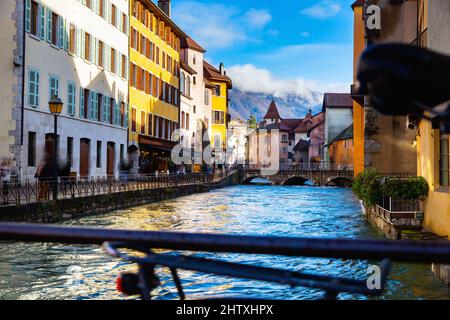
[{"left": 0, "top": 185, "right": 449, "bottom": 300}]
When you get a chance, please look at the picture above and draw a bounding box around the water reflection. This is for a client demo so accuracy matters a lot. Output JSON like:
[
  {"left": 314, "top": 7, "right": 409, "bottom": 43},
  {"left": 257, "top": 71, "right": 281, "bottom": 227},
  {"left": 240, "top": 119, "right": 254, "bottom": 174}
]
[{"left": 0, "top": 185, "right": 449, "bottom": 300}]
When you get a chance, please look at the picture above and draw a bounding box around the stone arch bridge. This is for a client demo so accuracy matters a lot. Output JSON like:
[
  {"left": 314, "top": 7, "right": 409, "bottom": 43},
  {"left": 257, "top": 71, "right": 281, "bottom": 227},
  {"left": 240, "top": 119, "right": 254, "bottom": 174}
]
[{"left": 240, "top": 166, "right": 354, "bottom": 187}]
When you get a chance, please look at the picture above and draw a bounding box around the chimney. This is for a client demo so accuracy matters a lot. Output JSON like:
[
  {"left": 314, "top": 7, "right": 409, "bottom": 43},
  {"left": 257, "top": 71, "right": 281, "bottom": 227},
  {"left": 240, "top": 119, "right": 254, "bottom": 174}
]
[
  {"left": 219, "top": 62, "right": 225, "bottom": 75},
  {"left": 158, "top": 0, "right": 171, "bottom": 17}
]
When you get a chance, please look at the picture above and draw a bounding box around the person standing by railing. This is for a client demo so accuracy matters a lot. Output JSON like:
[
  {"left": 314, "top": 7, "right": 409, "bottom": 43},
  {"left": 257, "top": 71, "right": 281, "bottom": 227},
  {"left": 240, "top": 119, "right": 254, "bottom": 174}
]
[
  {"left": 35, "top": 154, "right": 54, "bottom": 201},
  {"left": 0, "top": 159, "right": 12, "bottom": 205}
]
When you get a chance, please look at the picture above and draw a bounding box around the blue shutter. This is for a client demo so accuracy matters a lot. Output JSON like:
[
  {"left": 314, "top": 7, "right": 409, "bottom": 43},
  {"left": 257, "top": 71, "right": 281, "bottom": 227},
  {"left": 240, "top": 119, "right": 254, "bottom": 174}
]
[
  {"left": 80, "top": 87, "right": 85, "bottom": 118},
  {"left": 93, "top": 92, "right": 98, "bottom": 120},
  {"left": 124, "top": 103, "right": 128, "bottom": 128},
  {"left": 25, "top": 0, "right": 31, "bottom": 32},
  {"left": 58, "top": 17, "right": 64, "bottom": 48},
  {"left": 39, "top": 5, "right": 45, "bottom": 40},
  {"left": 46, "top": 8, "right": 52, "bottom": 43},
  {"left": 64, "top": 19, "right": 69, "bottom": 51}
]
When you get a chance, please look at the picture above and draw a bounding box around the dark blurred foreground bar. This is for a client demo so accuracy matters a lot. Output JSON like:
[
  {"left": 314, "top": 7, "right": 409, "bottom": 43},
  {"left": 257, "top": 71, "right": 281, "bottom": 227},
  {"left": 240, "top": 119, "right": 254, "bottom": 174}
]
[{"left": 0, "top": 222, "right": 450, "bottom": 264}]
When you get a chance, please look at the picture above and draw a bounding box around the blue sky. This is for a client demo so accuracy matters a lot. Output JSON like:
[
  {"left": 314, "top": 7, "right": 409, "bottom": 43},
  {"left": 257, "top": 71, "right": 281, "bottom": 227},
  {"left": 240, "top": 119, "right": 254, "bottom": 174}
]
[{"left": 171, "top": 0, "right": 355, "bottom": 96}]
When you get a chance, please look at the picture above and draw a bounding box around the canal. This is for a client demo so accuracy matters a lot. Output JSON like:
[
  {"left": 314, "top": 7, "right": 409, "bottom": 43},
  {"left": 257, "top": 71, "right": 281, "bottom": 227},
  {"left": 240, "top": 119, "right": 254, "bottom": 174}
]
[{"left": 0, "top": 185, "right": 449, "bottom": 300}]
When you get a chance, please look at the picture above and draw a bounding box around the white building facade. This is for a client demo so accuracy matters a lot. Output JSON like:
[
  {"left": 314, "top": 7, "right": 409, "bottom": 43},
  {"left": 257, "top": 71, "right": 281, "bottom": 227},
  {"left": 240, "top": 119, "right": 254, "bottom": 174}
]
[
  {"left": 179, "top": 38, "right": 211, "bottom": 171},
  {"left": 21, "top": 0, "right": 129, "bottom": 180}
]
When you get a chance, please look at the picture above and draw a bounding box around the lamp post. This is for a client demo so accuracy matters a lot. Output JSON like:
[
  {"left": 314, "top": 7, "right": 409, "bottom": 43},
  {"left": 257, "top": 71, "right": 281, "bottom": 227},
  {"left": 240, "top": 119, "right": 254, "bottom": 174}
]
[{"left": 48, "top": 96, "right": 63, "bottom": 200}]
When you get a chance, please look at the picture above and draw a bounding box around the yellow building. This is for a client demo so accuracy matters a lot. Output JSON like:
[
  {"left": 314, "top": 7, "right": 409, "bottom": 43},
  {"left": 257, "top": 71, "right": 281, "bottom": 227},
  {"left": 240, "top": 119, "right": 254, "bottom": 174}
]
[
  {"left": 351, "top": 0, "right": 365, "bottom": 177},
  {"left": 128, "top": 0, "right": 186, "bottom": 173},
  {"left": 415, "top": 0, "right": 450, "bottom": 239},
  {"left": 203, "top": 62, "right": 232, "bottom": 155}
]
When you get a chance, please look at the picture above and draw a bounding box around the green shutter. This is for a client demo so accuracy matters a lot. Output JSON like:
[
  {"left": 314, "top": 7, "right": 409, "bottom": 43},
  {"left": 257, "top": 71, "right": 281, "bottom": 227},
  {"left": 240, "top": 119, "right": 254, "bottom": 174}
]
[
  {"left": 59, "top": 16, "right": 64, "bottom": 48},
  {"left": 64, "top": 19, "right": 69, "bottom": 51},
  {"left": 39, "top": 5, "right": 45, "bottom": 39},
  {"left": 25, "top": 0, "right": 31, "bottom": 32},
  {"left": 80, "top": 87, "right": 85, "bottom": 118},
  {"left": 46, "top": 8, "right": 52, "bottom": 43}
]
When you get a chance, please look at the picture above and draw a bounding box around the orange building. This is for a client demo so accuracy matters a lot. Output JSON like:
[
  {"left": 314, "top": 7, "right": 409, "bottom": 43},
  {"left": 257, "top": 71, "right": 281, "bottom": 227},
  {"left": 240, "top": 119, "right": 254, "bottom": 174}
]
[
  {"left": 328, "top": 125, "right": 354, "bottom": 169},
  {"left": 351, "top": 0, "right": 365, "bottom": 176}
]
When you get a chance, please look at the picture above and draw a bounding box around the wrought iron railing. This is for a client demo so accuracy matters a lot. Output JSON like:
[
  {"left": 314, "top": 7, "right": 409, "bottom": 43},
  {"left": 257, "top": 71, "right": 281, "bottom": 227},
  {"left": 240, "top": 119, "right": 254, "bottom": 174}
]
[
  {"left": 1, "top": 223, "right": 450, "bottom": 300},
  {"left": 0, "top": 172, "right": 234, "bottom": 207}
]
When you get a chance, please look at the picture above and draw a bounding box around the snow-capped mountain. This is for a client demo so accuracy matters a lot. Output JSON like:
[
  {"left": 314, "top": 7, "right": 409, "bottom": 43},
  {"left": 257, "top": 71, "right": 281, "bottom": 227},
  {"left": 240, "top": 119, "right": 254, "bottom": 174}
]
[{"left": 229, "top": 88, "right": 324, "bottom": 122}]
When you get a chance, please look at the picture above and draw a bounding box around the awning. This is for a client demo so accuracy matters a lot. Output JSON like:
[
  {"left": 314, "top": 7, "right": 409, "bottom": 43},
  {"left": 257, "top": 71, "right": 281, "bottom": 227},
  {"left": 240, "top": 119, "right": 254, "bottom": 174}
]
[{"left": 138, "top": 135, "right": 178, "bottom": 152}]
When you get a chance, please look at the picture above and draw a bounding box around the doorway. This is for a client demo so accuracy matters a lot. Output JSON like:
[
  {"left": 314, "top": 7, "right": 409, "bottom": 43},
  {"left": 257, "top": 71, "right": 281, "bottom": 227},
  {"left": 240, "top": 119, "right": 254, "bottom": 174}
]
[{"left": 80, "top": 138, "right": 90, "bottom": 178}]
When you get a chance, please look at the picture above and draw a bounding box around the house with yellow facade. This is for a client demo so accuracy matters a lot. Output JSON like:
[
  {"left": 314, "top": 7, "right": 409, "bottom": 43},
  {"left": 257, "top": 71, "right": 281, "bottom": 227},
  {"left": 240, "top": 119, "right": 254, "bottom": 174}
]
[
  {"left": 128, "top": 0, "right": 186, "bottom": 174},
  {"left": 203, "top": 62, "right": 232, "bottom": 158},
  {"left": 352, "top": 0, "right": 450, "bottom": 240}
]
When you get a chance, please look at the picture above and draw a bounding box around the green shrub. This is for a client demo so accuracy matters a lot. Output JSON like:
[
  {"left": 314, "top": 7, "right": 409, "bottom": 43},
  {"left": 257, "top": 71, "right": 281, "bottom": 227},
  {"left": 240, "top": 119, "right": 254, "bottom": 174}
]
[
  {"left": 352, "top": 169, "right": 383, "bottom": 207},
  {"left": 352, "top": 170, "right": 429, "bottom": 207},
  {"left": 382, "top": 176, "right": 429, "bottom": 200}
]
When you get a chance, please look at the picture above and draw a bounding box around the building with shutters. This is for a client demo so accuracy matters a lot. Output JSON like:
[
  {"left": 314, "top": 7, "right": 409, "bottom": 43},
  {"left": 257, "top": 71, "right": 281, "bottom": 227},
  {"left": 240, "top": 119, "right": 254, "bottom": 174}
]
[
  {"left": 0, "top": 0, "right": 130, "bottom": 180},
  {"left": 128, "top": 0, "right": 185, "bottom": 174}
]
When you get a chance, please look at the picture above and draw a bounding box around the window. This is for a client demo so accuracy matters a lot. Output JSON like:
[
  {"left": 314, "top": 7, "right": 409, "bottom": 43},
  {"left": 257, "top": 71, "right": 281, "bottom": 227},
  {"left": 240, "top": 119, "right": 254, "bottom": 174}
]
[
  {"left": 131, "top": 108, "right": 137, "bottom": 132},
  {"left": 141, "top": 111, "right": 146, "bottom": 134},
  {"left": 121, "top": 54, "right": 127, "bottom": 78},
  {"left": 28, "top": 132, "right": 36, "bottom": 167},
  {"left": 111, "top": 4, "right": 117, "bottom": 27},
  {"left": 67, "top": 81, "right": 76, "bottom": 115},
  {"left": 96, "top": 141, "right": 102, "bottom": 168},
  {"left": 99, "top": 0, "right": 105, "bottom": 17},
  {"left": 181, "top": 111, "right": 185, "bottom": 129},
  {"left": 28, "top": 69, "right": 40, "bottom": 107},
  {"left": 51, "top": 12, "right": 58, "bottom": 46},
  {"left": 213, "top": 111, "right": 224, "bottom": 125},
  {"left": 439, "top": 133, "right": 449, "bottom": 187},
  {"left": 30, "top": 1, "right": 39, "bottom": 36},
  {"left": 213, "top": 85, "right": 221, "bottom": 96},
  {"left": 186, "top": 113, "right": 190, "bottom": 131},
  {"left": 111, "top": 48, "right": 116, "bottom": 74},
  {"left": 148, "top": 113, "right": 153, "bottom": 136},
  {"left": 98, "top": 41, "right": 104, "bottom": 67},
  {"left": 85, "top": 32, "right": 91, "bottom": 61},
  {"left": 49, "top": 75, "right": 59, "bottom": 98},
  {"left": 67, "top": 137, "right": 73, "bottom": 167},
  {"left": 69, "top": 24, "right": 76, "bottom": 53},
  {"left": 204, "top": 89, "right": 210, "bottom": 105},
  {"left": 80, "top": 88, "right": 89, "bottom": 119}
]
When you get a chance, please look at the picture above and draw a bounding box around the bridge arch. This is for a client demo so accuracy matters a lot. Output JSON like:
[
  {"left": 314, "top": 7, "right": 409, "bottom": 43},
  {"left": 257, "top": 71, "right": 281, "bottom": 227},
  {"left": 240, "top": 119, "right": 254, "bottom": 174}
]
[
  {"left": 282, "top": 176, "right": 315, "bottom": 186},
  {"left": 243, "top": 176, "right": 273, "bottom": 185},
  {"left": 325, "top": 176, "right": 353, "bottom": 187}
]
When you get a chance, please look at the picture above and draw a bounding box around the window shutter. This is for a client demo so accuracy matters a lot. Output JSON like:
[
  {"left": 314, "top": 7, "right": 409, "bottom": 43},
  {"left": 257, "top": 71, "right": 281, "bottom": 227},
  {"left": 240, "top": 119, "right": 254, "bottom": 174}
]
[
  {"left": 80, "top": 87, "right": 85, "bottom": 118},
  {"left": 95, "top": 38, "right": 99, "bottom": 65},
  {"left": 64, "top": 19, "right": 69, "bottom": 50},
  {"left": 81, "top": 31, "right": 86, "bottom": 59},
  {"left": 59, "top": 16, "right": 64, "bottom": 48},
  {"left": 93, "top": 92, "right": 98, "bottom": 120},
  {"left": 46, "top": 8, "right": 52, "bottom": 43},
  {"left": 25, "top": 0, "right": 31, "bottom": 32},
  {"left": 107, "top": 0, "right": 111, "bottom": 23},
  {"left": 114, "top": 50, "right": 119, "bottom": 75},
  {"left": 39, "top": 5, "right": 46, "bottom": 40},
  {"left": 76, "top": 27, "right": 81, "bottom": 56},
  {"left": 88, "top": 91, "right": 93, "bottom": 119},
  {"left": 124, "top": 103, "right": 128, "bottom": 128}
]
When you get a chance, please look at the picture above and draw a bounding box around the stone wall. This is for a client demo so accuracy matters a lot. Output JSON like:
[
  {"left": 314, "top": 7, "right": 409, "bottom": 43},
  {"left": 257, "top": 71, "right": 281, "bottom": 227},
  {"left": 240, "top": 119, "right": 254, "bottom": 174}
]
[{"left": 0, "top": 172, "right": 240, "bottom": 223}]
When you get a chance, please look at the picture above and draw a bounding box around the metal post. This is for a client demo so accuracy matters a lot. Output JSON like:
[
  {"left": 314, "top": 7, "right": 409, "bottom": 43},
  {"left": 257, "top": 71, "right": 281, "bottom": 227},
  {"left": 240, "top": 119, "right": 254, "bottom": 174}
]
[{"left": 53, "top": 114, "right": 58, "bottom": 200}]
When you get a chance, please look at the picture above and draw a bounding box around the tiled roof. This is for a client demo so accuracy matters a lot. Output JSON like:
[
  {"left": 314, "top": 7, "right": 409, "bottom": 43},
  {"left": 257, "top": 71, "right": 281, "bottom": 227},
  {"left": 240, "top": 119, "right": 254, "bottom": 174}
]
[
  {"left": 280, "top": 119, "right": 303, "bottom": 131},
  {"left": 294, "top": 112, "right": 325, "bottom": 133},
  {"left": 322, "top": 93, "right": 353, "bottom": 111},
  {"left": 293, "top": 139, "right": 310, "bottom": 152},
  {"left": 329, "top": 124, "right": 353, "bottom": 145},
  {"left": 203, "top": 61, "right": 233, "bottom": 88},
  {"left": 264, "top": 100, "right": 281, "bottom": 119},
  {"left": 186, "top": 37, "right": 206, "bottom": 53}
]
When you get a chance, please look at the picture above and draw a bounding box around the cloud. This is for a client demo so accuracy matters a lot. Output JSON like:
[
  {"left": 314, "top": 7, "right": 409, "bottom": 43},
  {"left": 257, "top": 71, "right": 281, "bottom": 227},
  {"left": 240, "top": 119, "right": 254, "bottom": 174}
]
[
  {"left": 300, "top": 31, "right": 310, "bottom": 37},
  {"left": 244, "top": 9, "right": 272, "bottom": 29},
  {"left": 267, "top": 29, "right": 280, "bottom": 37},
  {"left": 227, "top": 64, "right": 348, "bottom": 106},
  {"left": 172, "top": 2, "right": 272, "bottom": 50},
  {"left": 300, "top": 1, "right": 342, "bottom": 19}
]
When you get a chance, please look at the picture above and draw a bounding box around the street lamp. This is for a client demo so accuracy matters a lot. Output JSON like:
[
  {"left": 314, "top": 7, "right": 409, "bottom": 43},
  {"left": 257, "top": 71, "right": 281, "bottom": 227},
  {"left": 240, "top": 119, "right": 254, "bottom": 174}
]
[{"left": 48, "top": 96, "right": 63, "bottom": 200}]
